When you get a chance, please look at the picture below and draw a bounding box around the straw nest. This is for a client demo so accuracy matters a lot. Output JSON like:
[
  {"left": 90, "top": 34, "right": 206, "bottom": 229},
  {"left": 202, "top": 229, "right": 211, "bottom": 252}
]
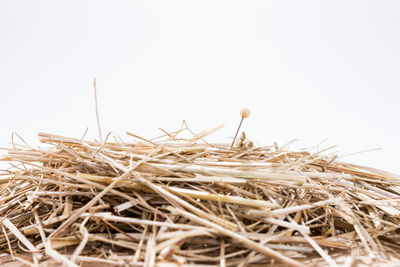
[{"left": 1, "top": 125, "right": 400, "bottom": 267}]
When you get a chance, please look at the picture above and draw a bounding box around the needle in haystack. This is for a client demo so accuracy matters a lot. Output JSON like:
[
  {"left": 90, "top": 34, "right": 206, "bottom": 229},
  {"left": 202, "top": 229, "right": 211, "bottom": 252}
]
[{"left": 231, "top": 108, "right": 250, "bottom": 148}]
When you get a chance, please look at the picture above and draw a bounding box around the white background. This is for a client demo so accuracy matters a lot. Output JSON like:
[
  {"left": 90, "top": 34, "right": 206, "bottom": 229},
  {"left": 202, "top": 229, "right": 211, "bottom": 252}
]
[{"left": 1, "top": 1, "right": 399, "bottom": 174}]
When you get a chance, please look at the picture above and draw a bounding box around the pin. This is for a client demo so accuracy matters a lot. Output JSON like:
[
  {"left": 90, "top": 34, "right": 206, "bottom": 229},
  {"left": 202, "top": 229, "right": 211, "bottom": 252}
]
[{"left": 231, "top": 108, "right": 250, "bottom": 149}]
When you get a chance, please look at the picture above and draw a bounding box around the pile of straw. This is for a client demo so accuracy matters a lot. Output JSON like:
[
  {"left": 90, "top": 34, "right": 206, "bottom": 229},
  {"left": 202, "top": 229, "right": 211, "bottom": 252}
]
[{"left": 1, "top": 125, "right": 400, "bottom": 267}]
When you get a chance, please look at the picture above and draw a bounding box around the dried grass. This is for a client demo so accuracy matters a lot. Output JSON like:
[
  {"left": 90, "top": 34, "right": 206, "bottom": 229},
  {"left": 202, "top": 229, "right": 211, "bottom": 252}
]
[{"left": 1, "top": 125, "right": 400, "bottom": 266}]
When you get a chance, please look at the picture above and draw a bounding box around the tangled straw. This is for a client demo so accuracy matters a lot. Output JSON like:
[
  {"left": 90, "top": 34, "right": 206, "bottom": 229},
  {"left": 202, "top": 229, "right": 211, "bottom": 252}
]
[{"left": 0, "top": 124, "right": 400, "bottom": 266}]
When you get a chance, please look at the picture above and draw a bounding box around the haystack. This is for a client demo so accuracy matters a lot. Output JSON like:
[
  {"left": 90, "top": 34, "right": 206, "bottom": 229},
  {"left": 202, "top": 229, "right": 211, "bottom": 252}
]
[{"left": 0, "top": 122, "right": 400, "bottom": 267}]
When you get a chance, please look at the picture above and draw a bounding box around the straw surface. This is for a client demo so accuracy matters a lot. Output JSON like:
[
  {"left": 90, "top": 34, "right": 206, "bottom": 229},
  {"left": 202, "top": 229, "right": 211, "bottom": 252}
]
[{"left": 1, "top": 126, "right": 400, "bottom": 266}]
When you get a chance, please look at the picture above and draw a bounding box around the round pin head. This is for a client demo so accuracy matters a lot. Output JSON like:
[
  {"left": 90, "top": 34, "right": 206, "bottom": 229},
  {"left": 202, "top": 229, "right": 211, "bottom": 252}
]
[{"left": 240, "top": 108, "right": 250, "bottom": 119}]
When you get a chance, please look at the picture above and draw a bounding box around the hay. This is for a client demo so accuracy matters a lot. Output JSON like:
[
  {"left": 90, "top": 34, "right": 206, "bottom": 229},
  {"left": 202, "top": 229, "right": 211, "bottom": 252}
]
[{"left": 1, "top": 125, "right": 400, "bottom": 267}]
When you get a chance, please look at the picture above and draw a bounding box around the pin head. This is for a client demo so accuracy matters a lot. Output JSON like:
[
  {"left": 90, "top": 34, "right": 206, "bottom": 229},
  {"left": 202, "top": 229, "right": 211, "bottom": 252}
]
[{"left": 240, "top": 108, "right": 251, "bottom": 119}]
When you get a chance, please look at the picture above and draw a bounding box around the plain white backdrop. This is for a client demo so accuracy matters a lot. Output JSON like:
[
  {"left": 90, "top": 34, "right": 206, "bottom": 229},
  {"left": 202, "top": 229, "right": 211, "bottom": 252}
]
[{"left": 1, "top": 1, "right": 399, "bottom": 173}]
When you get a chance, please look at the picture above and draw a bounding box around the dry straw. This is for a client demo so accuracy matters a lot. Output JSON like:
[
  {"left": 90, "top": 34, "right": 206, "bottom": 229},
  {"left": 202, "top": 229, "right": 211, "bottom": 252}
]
[{"left": 0, "top": 121, "right": 400, "bottom": 266}]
